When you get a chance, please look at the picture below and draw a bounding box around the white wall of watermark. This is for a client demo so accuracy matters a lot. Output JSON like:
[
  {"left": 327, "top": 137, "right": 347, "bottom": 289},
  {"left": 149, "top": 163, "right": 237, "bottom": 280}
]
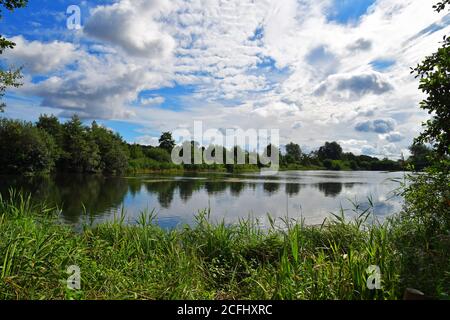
[
  {"left": 366, "top": 265, "right": 382, "bottom": 290},
  {"left": 67, "top": 5, "right": 81, "bottom": 30},
  {"left": 67, "top": 265, "right": 81, "bottom": 290},
  {"left": 170, "top": 121, "right": 280, "bottom": 175}
]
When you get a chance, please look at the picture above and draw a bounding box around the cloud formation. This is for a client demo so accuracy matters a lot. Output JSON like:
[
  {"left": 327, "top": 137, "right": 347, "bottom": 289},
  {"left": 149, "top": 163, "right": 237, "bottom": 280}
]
[
  {"left": 84, "top": 0, "right": 175, "bottom": 59},
  {"left": 4, "top": 0, "right": 450, "bottom": 158},
  {"left": 2, "top": 36, "right": 79, "bottom": 74},
  {"left": 355, "top": 118, "right": 397, "bottom": 134},
  {"left": 314, "top": 71, "right": 394, "bottom": 100}
]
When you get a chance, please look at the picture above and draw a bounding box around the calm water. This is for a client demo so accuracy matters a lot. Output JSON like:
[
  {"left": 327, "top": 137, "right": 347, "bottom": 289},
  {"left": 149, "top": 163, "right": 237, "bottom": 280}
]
[{"left": 0, "top": 171, "right": 406, "bottom": 228}]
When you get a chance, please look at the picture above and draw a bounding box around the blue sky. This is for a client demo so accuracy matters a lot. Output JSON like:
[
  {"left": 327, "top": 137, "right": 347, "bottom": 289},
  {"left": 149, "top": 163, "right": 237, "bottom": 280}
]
[{"left": 1, "top": 0, "right": 449, "bottom": 158}]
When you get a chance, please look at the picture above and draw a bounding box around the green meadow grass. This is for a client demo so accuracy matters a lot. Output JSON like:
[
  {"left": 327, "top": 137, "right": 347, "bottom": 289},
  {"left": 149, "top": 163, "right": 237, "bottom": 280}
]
[{"left": 0, "top": 190, "right": 448, "bottom": 300}]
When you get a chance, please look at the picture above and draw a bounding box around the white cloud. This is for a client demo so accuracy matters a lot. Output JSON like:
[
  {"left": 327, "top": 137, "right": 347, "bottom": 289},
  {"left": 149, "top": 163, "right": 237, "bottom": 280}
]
[
  {"left": 2, "top": 36, "right": 80, "bottom": 74},
  {"left": 84, "top": 0, "right": 175, "bottom": 59},
  {"left": 141, "top": 96, "right": 165, "bottom": 106},
  {"left": 135, "top": 135, "right": 160, "bottom": 146}
]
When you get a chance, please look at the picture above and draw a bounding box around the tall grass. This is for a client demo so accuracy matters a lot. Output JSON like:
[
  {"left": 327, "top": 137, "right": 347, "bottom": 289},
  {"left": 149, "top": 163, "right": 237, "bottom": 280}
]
[{"left": 0, "top": 189, "right": 447, "bottom": 300}]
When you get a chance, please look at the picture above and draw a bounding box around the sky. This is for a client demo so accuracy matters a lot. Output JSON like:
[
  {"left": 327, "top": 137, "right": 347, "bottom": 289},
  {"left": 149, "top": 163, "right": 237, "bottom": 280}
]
[{"left": 1, "top": 0, "right": 449, "bottom": 158}]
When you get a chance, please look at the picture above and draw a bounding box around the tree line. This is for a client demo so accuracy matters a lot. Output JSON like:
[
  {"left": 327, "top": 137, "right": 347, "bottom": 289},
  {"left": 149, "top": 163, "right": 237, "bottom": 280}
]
[
  {"left": 0, "top": 115, "right": 129, "bottom": 175},
  {"left": 0, "top": 115, "right": 434, "bottom": 175}
]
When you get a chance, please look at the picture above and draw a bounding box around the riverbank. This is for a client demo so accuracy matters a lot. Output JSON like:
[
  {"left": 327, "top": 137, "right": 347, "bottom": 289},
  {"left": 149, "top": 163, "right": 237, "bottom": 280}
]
[{"left": 1, "top": 191, "right": 448, "bottom": 300}]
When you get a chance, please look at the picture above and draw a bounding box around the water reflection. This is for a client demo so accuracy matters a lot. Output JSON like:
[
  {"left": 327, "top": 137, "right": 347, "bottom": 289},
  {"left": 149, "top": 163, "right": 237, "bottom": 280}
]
[
  {"left": 316, "top": 183, "right": 342, "bottom": 198},
  {"left": 0, "top": 171, "right": 406, "bottom": 227}
]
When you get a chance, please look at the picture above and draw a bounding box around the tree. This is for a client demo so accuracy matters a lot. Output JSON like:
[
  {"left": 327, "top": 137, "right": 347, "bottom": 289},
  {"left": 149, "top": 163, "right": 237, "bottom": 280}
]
[
  {"left": 145, "top": 147, "right": 171, "bottom": 163},
  {"left": 61, "top": 115, "right": 100, "bottom": 173},
  {"left": 158, "top": 132, "right": 175, "bottom": 153},
  {"left": 36, "top": 114, "right": 64, "bottom": 159},
  {"left": 317, "top": 141, "right": 343, "bottom": 160},
  {"left": 0, "top": 118, "right": 57, "bottom": 174},
  {"left": 90, "top": 121, "right": 129, "bottom": 174},
  {"left": 0, "top": 0, "right": 28, "bottom": 111},
  {"left": 408, "top": 143, "right": 434, "bottom": 171},
  {"left": 285, "top": 142, "right": 302, "bottom": 163},
  {"left": 433, "top": 0, "right": 450, "bottom": 12},
  {"left": 411, "top": 1, "right": 450, "bottom": 157},
  {"left": 129, "top": 144, "right": 144, "bottom": 159}
]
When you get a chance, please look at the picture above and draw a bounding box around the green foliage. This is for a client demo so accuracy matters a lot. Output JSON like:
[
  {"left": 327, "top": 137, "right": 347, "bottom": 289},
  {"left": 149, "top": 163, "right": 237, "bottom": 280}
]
[
  {"left": 0, "top": 68, "right": 22, "bottom": 111},
  {"left": 407, "top": 143, "right": 434, "bottom": 171},
  {"left": 128, "top": 157, "right": 181, "bottom": 172},
  {"left": 2, "top": 190, "right": 449, "bottom": 300},
  {"left": 158, "top": 132, "right": 175, "bottom": 153},
  {"left": 411, "top": 2, "right": 450, "bottom": 157},
  {"left": 90, "top": 121, "right": 129, "bottom": 174},
  {"left": 1, "top": 114, "right": 131, "bottom": 174},
  {"left": 395, "top": 161, "right": 450, "bottom": 296},
  {"left": 0, "top": 0, "right": 28, "bottom": 111},
  {"left": 0, "top": 118, "right": 57, "bottom": 174},
  {"left": 59, "top": 115, "right": 101, "bottom": 173},
  {"left": 0, "top": 193, "right": 405, "bottom": 300},
  {"left": 317, "top": 141, "right": 343, "bottom": 160},
  {"left": 0, "top": 0, "right": 28, "bottom": 14},
  {"left": 36, "top": 114, "right": 64, "bottom": 159},
  {"left": 128, "top": 144, "right": 144, "bottom": 159},
  {"left": 144, "top": 147, "right": 172, "bottom": 163},
  {"left": 392, "top": 3, "right": 450, "bottom": 297},
  {"left": 285, "top": 142, "right": 302, "bottom": 163}
]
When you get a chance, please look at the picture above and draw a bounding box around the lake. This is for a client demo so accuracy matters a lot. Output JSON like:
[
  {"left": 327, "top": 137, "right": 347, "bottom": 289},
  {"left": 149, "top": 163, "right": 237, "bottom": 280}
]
[{"left": 0, "top": 171, "right": 406, "bottom": 228}]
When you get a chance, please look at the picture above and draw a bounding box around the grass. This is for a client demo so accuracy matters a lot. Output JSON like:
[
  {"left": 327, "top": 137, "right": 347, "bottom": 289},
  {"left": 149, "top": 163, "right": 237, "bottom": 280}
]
[{"left": 0, "top": 189, "right": 448, "bottom": 300}]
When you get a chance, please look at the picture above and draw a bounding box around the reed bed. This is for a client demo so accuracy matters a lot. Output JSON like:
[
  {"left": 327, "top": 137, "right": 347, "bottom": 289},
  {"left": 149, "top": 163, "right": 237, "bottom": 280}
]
[{"left": 0, "top": 190, "right": 448, "bottom": 300}]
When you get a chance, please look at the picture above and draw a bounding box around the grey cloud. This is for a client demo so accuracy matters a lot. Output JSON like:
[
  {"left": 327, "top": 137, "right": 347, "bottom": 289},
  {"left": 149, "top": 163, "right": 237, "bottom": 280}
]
[
  {"left": 347, "top": 38, "right": 372, "bottom": 51},
  {"left": 24, "top": 60, "right": 169, "bottom": 119},
  {"left": 306, "top": 45, "right": 339, "bottom": 76},
  {"left": 385, "top": 132, "right": 404, "bottom": 142},
  {"left": 315, "top": 71, "right": 394, "bottom": 100},
  {"left": 292, "top": 122, "right": 302, "bottom": 129},
  {"left": 355, "top": 119, "right": 397, "bottom": 134},
  {"left": 361, "top": 145, "right": 377, "bottom": 156}
]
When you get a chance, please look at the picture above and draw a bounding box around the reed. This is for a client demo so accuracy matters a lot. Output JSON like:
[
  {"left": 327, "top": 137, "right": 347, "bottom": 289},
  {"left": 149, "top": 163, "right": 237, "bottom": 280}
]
[{"left": 0, "top": 190, "right": 447, "bottom": 300}]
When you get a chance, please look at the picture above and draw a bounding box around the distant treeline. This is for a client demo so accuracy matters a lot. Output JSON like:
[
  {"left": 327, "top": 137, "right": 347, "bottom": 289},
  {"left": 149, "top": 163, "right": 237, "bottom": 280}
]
[{"left": 0, "top": 115, "right": 434, "bottom": 175}]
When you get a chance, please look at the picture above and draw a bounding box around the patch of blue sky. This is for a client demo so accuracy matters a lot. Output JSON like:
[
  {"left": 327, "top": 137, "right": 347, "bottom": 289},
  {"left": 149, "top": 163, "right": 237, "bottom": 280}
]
[
  {"left": 1, "top": 0, "right": 106, "bottom": 42},
  {"left": 2, "top": 94, "right": 52, "bottom": 122},
  {"left": 252, "top": 55, "right": 291, "bottom": 89},
  {"left": 31, "top": 75, "right": 49, "bottom": 84},
  {"left": 137, "top": 84, "right": 199, "bottom": 112},
  {"left": 326, "top": 0, "right": 376, "bottom": 25},
  {"left": 370, "top": 59, "right": 396, "bottom": 71},
  {"left": 94, "top": 120, "right": 151, "bottom": 143},
  {"left": 248, "top": 26, "right": 264, "bottom": 42}
]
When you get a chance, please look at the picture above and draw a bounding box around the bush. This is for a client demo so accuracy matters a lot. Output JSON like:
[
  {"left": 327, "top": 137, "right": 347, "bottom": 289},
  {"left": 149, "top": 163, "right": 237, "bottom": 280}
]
[
  {"left": 394, "top": 160, "right": 450, "bottom": 297},
  {"left": 144, "top": 147, "right": 172, "bottom": 163},
  {"left": 0, "top": 119, "right": 57, "bottom": 174}
]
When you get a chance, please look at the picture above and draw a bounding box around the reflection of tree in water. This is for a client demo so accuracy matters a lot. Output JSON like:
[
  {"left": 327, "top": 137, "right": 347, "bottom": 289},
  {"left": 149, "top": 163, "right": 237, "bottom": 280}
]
[
  {"left": 53, "top": 174, "right": 129, "bottom": 223},
  {"left": 0, "top": 174, "right": 129, "bottom": 224},
  {"left": 316, "top": 183, "right": 343, "bottom": 198},
  {"left": 127, "top": 178, "right": 143, "bottom": 196},
  {"left": 204, "top": 180, "right": 227, "bottom": 195},
  {"left": 179, "top": 180, "right": 203, "bottom": 203},
  {"left": 0, "top": 175, "right": 53, "bottom": 200},
  {"left": 344, "top": 183, "right": 357, "bottom": 189},
  {"left": 285, "top": 183, "right": 301, "bottom": 196},
  {"left": 145, "top": 181, "right": 178, "bottom": 209},
  {"left": 263, "top": 182, "right": 280, "bottom": 195},
  {"left": 230, "top": 182, "right": 245, "bottom": 197}
]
